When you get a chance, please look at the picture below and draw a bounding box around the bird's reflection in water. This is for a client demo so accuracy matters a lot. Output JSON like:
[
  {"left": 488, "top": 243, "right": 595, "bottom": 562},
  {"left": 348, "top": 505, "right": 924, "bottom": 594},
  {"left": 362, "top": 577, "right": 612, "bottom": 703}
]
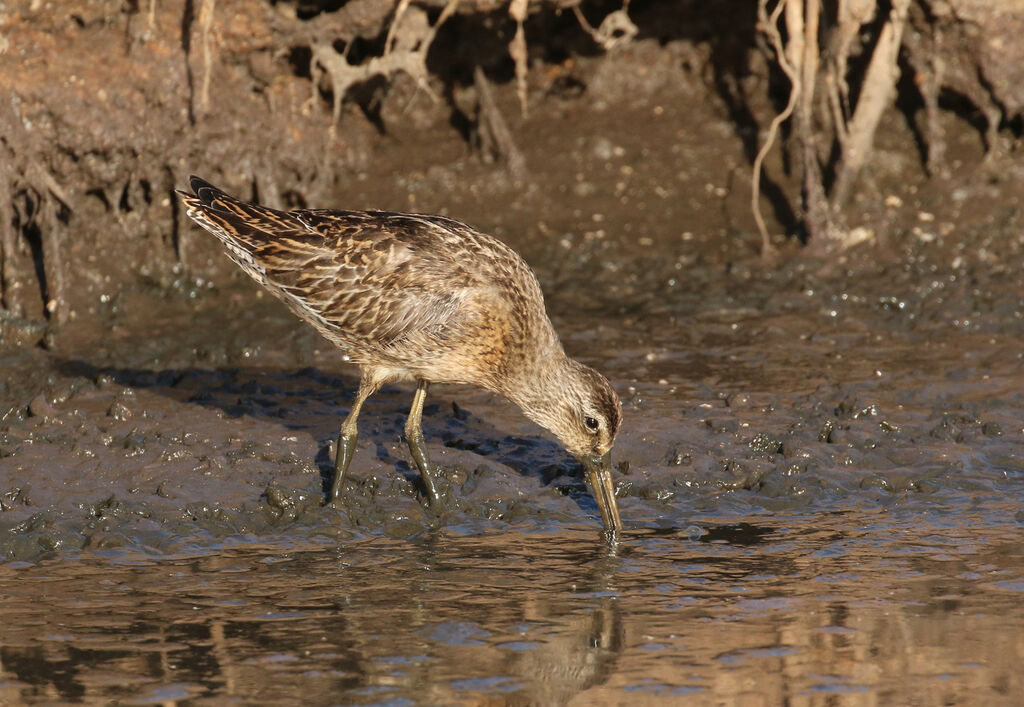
[
  {"left": 368, "top": 528, "right": 626, "bottom": 704},
  {"left": 0, "top": 524, "right": 791, "bottom": 704}
]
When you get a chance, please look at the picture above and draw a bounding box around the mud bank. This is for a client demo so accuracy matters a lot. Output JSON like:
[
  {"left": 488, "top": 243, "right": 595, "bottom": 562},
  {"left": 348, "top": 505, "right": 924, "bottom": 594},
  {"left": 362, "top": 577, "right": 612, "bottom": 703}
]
[
  {"left": 2, "top": 50, "right": 1023, "bottom": 558},
  {"left": 2, "top": 218, "right": 1023, "bottom": 559},
  {"left": 5, "top": 0, "right": 1024, "bottom": 328}
]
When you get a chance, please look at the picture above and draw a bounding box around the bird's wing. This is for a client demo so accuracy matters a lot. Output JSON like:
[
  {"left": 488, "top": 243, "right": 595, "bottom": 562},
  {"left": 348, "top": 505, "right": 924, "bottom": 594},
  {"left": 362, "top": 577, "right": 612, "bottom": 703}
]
[
  {"left": 178, "top": 179, "right": 478, "bottom": 349},
  {"left": 260, "top": 227, "right": 471, "bottom": 347}
]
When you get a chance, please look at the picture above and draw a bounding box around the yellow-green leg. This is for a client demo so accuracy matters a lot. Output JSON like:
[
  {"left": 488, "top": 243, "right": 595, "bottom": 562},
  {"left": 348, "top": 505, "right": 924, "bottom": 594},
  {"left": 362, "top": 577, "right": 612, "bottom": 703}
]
[
  {"left": 405, "top": 380, "right": 442, "bottom": 505},
  {"left": 330, "top": 374, "right": 382, "bottom": 503}
]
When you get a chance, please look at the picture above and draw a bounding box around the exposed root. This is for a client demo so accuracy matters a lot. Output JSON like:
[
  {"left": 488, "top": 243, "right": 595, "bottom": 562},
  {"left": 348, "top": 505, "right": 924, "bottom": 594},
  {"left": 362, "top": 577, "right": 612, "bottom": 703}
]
[
  {"left": 28, "top": 161, "right": 72, "bottom": 211},
  {"left": 38, "top": 191, "right": 66, "bottom": 325},
  {"left": 752, "top": 0, "right": 853, "bottom": 254},
  {"left": 831, "top": 0, "right": 911, "bottom": 209},
  {"left": 789, "top": 0, "right": 831, "bottom": 246},
  {"left": 826, "top": 0, "right": 877, "bottom": 154},
  {"left": 385, "top": 0, "right": 415, "bottom": 55},
  {"left": 508, "top": 0, "right": 529, "bottom": 116},
  {"left": 572, "top": 1, "right": 637, "bottom": 51},
  {"left": 902, "top": 3, "right": 1004, "bottom": 177},
  {"left": 473, "top": 67, "right": 528, "bottom": 183},
  {"left": 0, "top": 157, "right": 17, "bottom": 316},
  {"left": 198, "top": 0, "right": 216, "bottom": 115},
  {"left": 310, "top": 0, "right": 459, "bottom": 134},
  {"left": 756, "top": 0, "right": 915, "bottom": 253},
  {"left": 751, "top": 0, "right": 796, "bottom": 260}
]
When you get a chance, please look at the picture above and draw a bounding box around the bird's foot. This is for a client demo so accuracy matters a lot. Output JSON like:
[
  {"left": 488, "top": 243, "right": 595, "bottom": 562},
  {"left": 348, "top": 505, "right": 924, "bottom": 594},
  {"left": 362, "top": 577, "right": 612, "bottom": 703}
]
[
  {"left": 328, "top": 432, "right": 359, "bottom": 505},
  {"left": 405, "top": 429, "right": 446, "bottom": 508}
]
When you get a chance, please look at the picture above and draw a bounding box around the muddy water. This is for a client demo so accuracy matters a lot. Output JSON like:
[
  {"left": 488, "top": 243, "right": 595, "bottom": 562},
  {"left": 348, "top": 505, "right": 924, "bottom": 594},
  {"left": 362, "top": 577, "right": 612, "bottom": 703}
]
[
  {"left": 1, "top": 514, "right": 1021, "bottom": 705},
  {"left": 3, "top": 248, "right": 1024, "bottom": 703}
]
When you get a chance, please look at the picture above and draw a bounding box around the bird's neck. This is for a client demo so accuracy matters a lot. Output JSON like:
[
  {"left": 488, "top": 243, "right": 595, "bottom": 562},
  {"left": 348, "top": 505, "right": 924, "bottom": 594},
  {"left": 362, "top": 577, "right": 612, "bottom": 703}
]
[{"left": 500, "top": 347, "right": 574, "bottom": 430}]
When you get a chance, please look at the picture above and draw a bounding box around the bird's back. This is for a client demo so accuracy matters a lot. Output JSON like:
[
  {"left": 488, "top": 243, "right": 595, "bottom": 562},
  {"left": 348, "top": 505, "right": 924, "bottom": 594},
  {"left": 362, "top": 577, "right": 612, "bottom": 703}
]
[{"left": 177, "top": 178, "right": 559, "bottom": 387}]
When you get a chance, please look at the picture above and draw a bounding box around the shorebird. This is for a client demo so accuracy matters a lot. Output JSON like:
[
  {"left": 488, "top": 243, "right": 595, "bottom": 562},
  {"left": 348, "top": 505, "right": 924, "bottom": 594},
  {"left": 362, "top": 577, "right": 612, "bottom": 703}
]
[{"left": 177, "top": 177, "right": 623, "bottom": 530}]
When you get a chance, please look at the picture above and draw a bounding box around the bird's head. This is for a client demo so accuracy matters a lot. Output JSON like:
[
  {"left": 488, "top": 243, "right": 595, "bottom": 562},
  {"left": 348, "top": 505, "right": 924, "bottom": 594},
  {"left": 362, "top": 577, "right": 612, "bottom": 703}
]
[
  {"left": 548, "top": 358, "right": 622, "bottom": 460},
  {"left": 513, "top": 357, "right": 623, "bottom": 530}
]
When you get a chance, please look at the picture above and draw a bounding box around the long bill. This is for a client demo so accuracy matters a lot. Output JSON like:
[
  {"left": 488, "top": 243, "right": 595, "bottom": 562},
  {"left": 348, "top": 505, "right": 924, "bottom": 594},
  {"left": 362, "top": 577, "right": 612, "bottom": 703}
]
[{"left": 580, "top": 451, "right": 623, "bottom": 532}]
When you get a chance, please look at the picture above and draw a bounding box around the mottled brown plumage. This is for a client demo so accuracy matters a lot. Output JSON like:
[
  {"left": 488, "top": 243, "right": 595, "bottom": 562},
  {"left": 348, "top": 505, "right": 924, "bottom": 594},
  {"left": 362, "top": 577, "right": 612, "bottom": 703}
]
[{"left": 177, "top": 176, "right": 623, "bottom": 530}]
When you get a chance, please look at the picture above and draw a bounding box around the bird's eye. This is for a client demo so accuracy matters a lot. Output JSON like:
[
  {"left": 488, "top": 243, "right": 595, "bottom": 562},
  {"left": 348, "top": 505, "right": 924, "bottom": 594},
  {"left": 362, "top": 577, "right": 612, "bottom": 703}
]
[{"left": 584, "top": 416, "right": 600, "bottom": 433}]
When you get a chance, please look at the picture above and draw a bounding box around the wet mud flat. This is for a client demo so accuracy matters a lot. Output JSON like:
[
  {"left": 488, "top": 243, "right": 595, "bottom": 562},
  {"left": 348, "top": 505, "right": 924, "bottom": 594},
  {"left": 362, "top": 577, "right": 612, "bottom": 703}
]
[{"left": 2, "top": 236, "right": 1024, "bottom": 702}]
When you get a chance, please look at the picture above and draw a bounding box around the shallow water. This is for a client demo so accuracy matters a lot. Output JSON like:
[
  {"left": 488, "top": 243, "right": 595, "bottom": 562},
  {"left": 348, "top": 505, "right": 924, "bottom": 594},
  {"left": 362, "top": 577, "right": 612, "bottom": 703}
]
[{"left": 2, "top": 511, "right": 1022, "bottom": 705}]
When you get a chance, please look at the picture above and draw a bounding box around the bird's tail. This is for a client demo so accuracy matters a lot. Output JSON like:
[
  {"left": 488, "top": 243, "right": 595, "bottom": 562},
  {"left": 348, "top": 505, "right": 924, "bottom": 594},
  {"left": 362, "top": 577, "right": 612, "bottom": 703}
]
[
  {"left": 175, "top": 176, "right": 309, "bottom": 249},
  {"left": 176, "top": 176, "right": 318, "bottom": 279},
  {"left": 176, "top": 177, "right": 293, "bottom": 281}
]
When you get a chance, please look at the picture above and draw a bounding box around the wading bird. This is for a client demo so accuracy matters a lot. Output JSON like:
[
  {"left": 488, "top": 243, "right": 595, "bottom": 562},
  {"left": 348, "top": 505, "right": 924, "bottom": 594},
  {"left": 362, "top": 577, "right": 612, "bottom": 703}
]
[{"left": 178, "top": 177, "right": 623, "bottom": 530}]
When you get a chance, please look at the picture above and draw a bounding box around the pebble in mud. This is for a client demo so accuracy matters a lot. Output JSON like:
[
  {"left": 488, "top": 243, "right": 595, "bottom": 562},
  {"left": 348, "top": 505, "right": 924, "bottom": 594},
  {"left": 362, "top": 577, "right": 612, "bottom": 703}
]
[
  {"left": 263, "top": 484, "right": 315, "bottom": 523},
  {"left": 747, "top": 433, "right": 782, "bottom": 456},
  {"left": 664, "top": 445, "right": 692, "bottom": 466},
  {"left": 0, "top": 487, "right": 31, "bottom": 511},
  {"left": 107, "top": 399, "right": 134, "bottom": 421},
  {"left": 28, "top": 393, "right": 60, "bottom": 420},
  {"left": 818, "top": 419, "right": 836, "bottom": 443}
]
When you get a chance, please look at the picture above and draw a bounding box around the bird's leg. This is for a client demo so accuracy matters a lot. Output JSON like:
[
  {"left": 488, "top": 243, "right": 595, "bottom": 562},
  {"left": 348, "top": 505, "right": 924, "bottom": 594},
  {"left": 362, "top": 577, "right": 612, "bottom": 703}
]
[
  {"left": 405, "top": 379, "right": 442, "bottom": 505},
  {"left": 331, "top": 374, "right": 380, "bottom": 503}
]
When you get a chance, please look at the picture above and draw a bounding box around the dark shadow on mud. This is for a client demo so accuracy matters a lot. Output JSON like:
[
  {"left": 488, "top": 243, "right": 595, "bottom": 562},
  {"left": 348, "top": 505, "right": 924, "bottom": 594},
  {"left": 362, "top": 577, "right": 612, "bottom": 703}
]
[{"left": 53, "top": 358, "right": 600, "bottom": 513}]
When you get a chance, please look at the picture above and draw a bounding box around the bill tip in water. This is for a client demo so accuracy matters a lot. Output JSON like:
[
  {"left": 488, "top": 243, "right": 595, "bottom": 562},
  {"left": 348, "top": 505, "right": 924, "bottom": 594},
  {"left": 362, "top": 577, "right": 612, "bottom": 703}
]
[{"left": 581, "top": 452, "right": 623, "bottom": 532}]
